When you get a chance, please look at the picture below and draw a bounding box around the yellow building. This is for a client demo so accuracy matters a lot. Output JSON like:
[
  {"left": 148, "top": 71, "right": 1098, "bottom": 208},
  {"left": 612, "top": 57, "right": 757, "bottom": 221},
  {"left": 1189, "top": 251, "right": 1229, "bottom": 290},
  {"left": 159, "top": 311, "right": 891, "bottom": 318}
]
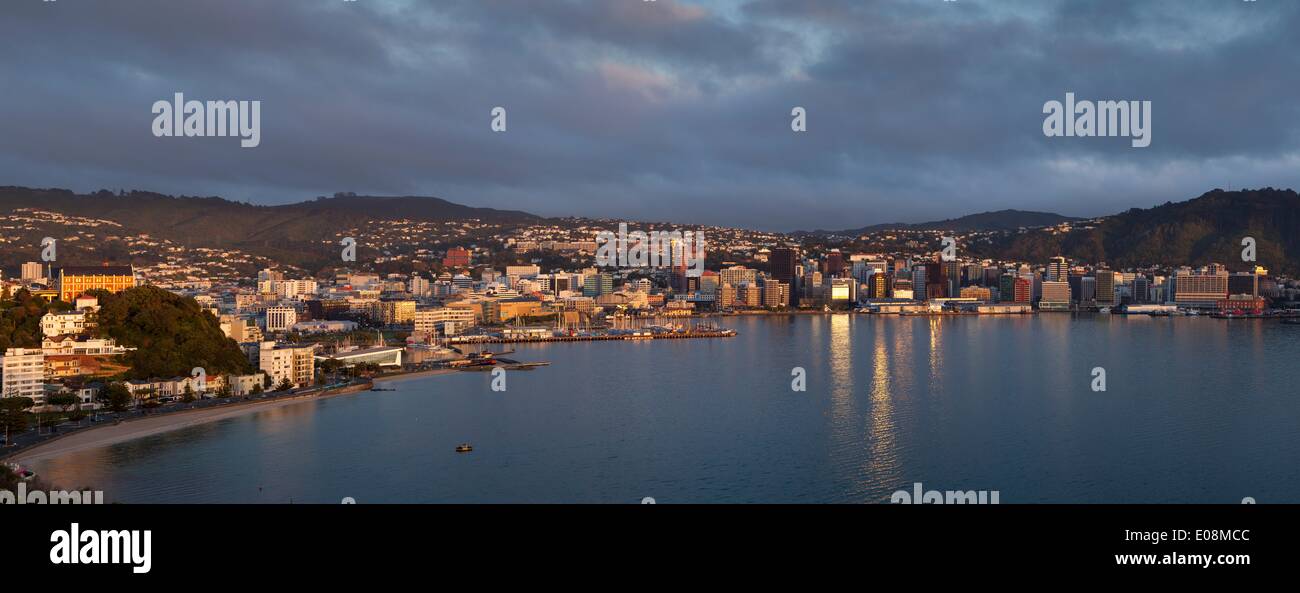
[{"left": 57, "top": 266, "right": 135, "bottom": 302}]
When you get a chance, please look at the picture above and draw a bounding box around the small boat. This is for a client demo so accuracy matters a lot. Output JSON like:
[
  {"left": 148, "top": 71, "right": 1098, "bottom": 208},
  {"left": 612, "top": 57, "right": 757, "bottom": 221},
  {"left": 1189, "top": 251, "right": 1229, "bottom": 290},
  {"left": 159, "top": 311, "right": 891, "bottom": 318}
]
[{"left": 455, "top": 444, "right": 473, "bottom": 453}]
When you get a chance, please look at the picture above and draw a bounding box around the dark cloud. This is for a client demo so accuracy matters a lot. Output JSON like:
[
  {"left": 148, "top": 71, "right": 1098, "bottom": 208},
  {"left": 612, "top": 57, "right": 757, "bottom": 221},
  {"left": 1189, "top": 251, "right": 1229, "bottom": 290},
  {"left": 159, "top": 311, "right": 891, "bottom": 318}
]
[{"left": 1, "top": 0, "right": 1298, "bottom": 231}]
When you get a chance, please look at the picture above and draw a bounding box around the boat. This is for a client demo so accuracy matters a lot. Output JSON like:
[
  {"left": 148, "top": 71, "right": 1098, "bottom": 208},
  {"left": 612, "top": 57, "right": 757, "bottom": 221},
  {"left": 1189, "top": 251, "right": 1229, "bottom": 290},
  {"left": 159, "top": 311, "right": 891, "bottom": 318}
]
[
  {"left": 4, "top": 462, "right": 35, "bottom": 481},
  {"left": 455, "top": 444, "right": 473, "bottom": 453}
]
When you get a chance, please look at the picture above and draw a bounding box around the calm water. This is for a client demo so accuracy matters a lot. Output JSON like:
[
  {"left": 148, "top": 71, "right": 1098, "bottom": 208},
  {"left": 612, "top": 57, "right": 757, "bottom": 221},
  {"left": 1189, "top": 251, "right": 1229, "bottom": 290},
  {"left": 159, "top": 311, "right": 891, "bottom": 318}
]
[{"left": 27, "top": 315, "right": 1300, "bottom": 503}]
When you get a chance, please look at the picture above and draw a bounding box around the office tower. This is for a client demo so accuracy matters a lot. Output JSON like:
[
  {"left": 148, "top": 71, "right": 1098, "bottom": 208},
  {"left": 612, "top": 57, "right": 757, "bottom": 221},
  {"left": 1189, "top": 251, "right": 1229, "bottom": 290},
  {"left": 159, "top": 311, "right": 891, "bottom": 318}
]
[
  {"left": 1131, "top": 275, "right": 1150, "bottom": 304},
  {"left": 1095, "top": 270, "right": 1117, "bottom": 306},
  {"left": 823, "top": 250, "right": 845, "bottom": 277},
  {"left": 998, "top": 273, "right": 1015, "bottom": 303},
  {"left": 720, "top": 266, "right": 757, "bottom": 288},
  {"left": 21, "top": 261, "right": 44, "bottom": 282},
  {"left": 761, "top": 280, "right": 789, "bottom": 308},
  {"left": 1047, "top": 256, "right": 1068, "bottom": 281},
  {"left": 943, "top": 261, "right": 961, "bottom": 298},
  {"left": 769, "top": 247, "right": 798, "bottom": 285},
  {"left": 1013, "top": 277, "right": 1032, "bottom": 304},
  {"left": 868, "top": 272, "right": 889, "bottom": 299},
  {"left": 265, "top": 306, "right": 299, "bottom": 332},
  {"left": 1040, "top": 281, "right": 1071, "bottom": 311},
  {"left": 1080, "top": 276, "right": 1097, "bottom": 302},
  {"left": 1228, "top": 272, "right": 1259, "bottom": 297},
  {"left": 1173, "top": 267, "right": 1229, "bottom": 308}
]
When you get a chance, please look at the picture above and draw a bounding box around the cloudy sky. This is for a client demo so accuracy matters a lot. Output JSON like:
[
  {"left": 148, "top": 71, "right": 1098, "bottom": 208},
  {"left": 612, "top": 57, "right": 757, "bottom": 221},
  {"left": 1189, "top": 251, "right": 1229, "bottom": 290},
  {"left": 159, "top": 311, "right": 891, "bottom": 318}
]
[{"left": 2, "top": 0, "right": 1299, "bottom": 231}]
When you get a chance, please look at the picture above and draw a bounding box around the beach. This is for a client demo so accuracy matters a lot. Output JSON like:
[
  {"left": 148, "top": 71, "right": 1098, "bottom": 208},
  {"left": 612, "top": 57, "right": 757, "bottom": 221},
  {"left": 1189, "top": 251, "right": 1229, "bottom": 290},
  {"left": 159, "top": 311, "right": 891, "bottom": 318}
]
[{"left": 8, "top": 369, "right": 457, "bottom": 465}]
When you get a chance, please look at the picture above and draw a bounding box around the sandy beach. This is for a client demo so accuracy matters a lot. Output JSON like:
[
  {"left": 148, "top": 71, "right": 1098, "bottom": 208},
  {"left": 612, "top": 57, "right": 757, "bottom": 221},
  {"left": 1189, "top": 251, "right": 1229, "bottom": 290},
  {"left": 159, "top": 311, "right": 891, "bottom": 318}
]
[{"left": 8, "top": 369, "right": 458, "bottom": 465}]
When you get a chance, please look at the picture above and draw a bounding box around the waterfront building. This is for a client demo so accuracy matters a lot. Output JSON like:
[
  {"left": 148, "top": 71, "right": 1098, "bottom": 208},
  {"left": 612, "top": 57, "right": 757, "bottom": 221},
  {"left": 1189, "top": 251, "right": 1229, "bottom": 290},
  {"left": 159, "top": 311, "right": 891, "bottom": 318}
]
[
  {"left": 1, "top": 347, "right": 45, "bottom": 404},
  {"left": 1095, "top": 270, "right": 1118, "bottom": 307},
  {"left": 414, "top": 306, "right": 477, "bottom": 336},
  {"left": 1039, "top": 281, "right": 1072, "bottom": 311},
  {"left": 258, "top": 342, "right": 317, "bottom": 388},
  {"left": 1228, "top": 273, "right": 1259, "bottom": 297},
  {"left": 1013, "top": 277, "right": 1032, "bottom": 304},
  {"left": 959, "top": 286, "right": 992, "bottom": 301},
  {"left": 1173, "top": 267, "right": 1229, "bottom": 309},
  {"left": 762, "top": 280, "right": 789, "bottom": 308},
  {"left": 316, "top": 346, "right": 403, "bottom": 369}
]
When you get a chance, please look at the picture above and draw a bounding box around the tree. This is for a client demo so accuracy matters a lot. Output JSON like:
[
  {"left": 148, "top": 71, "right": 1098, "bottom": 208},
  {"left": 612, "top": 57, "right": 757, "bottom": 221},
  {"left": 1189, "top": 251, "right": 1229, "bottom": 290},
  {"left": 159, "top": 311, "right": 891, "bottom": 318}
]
[
  {"left": 0, "top": 397, "right": 35, "bottom": 434},
  {"left": 181, "top": 384, "right": 196, "bottom": 403},
  {"left": 276, "top": 378, "right": 294, "bottom": 392},
  {"left": 100, "top": 383, "right": 133, "bottom": 413}
]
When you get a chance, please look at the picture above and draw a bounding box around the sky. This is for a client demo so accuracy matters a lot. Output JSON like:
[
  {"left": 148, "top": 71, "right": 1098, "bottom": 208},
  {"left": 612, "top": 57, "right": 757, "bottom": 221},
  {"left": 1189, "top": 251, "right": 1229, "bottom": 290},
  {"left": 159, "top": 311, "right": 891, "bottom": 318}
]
[{"left": 2, "top": 0, "right": 1299, "bottom": 231}]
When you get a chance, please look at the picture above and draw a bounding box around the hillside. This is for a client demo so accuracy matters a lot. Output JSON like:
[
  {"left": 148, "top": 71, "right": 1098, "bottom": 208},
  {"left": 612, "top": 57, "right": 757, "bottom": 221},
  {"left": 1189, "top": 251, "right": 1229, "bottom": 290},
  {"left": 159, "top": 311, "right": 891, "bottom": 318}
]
[
  {"left": 0, "top": 186, "right": 541, "bottom": 269},
  {"left": 796, "top": 209, "right": 1080, "bottom": 236},
  {"left": 973, "top": 188, "right": 1300, "bottom": 274}
]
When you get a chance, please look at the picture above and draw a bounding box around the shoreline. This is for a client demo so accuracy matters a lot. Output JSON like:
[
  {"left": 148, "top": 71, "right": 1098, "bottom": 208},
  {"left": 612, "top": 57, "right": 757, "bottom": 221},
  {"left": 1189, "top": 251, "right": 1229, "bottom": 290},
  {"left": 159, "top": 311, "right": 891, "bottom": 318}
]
[
  {"left": 6, "top": 372, "right": 451, "bottom": 465},
  {"left": 6, "top": 367, "right": 465, "bottom": 467}
]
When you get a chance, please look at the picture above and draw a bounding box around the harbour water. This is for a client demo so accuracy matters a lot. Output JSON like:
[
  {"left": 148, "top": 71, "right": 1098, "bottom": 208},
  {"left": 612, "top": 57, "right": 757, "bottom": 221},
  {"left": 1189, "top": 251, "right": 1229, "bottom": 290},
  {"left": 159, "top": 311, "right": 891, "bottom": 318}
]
[{"left": 26, "top": 314, "right": 1300, "bottom": 503}]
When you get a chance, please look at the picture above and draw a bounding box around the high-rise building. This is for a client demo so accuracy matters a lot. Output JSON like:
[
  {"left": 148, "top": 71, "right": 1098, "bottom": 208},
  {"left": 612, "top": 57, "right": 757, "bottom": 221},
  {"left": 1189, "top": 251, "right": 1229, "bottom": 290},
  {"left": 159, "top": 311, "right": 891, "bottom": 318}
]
[
  {"left": 769, "top": 247, "right": 798, "bottom": 285},
  {"left": 868, "top": 272, "right": 889, "bottom": 299},
  {"left": 1173, "top": 267, "right": 1229, "bottom": 308},
  {"left": 259, "top": 342, "right": 316, "bottom": 388},
  {"left": 265, "top": 306, "right": 298, "bottom": 332},
  {"left": 1040, "top": 280, "right": 1071, "bottom": 311},
  {"left": 1095, "top": 270, "right": 1118, "bottom": 306},
  {"left": 1, "top": 347, "right": 45, "bottom": 404},
  {"left": 1013, "top": 277, "right": 1032, "bottom": 304},
  {"left": 823, "top": 250, "right": 845, "bottom": 277},
  {"left": 1047, "top": 256, "right": 1069, "bottom": 282},
  {"left": 942, "top": 261, "right": 961, "bottom": 298},
  {"left": 720, "top": 266, "right": 757, "bottom": 288},
  {"left": 1228, "top": 272, "right": 1259, "bottom": 297},
  {"left": 1131, "top": 275, "right": 1150, "bottom": 304},
  {"left": 583, "top": 273, "right": 614, "bottom": 297},
  {"left": 998, "top": 273, "right": 1016, "bottom": 303},
  {"left": 761, "top": 281, "right": 789, "bottom": 308},
  {"left": 21, "top": 262, "right": 44, "bottom": 282}
]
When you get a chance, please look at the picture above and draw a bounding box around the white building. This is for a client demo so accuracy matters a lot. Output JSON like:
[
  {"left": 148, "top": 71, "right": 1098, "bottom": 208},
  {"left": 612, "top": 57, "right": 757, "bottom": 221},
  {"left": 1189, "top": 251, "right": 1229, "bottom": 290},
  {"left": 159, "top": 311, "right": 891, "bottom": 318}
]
[
  {"left": 1, "top": 348, "right": 46, "bottom": 404},
  {"left": 20, "top": 261, "right": 44, "bottom": 282},
  {"left": 265, "top": 306, "right": 298, "bottom": 333},
  {"left": 414, "top": 307, "right": 477, "bottom": 336},
  {"left": 259, "top": 342, "right": 317, "bottom": 388},
  {"left": 40, "top": 311, "right": 88, "bottom": 337}
]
